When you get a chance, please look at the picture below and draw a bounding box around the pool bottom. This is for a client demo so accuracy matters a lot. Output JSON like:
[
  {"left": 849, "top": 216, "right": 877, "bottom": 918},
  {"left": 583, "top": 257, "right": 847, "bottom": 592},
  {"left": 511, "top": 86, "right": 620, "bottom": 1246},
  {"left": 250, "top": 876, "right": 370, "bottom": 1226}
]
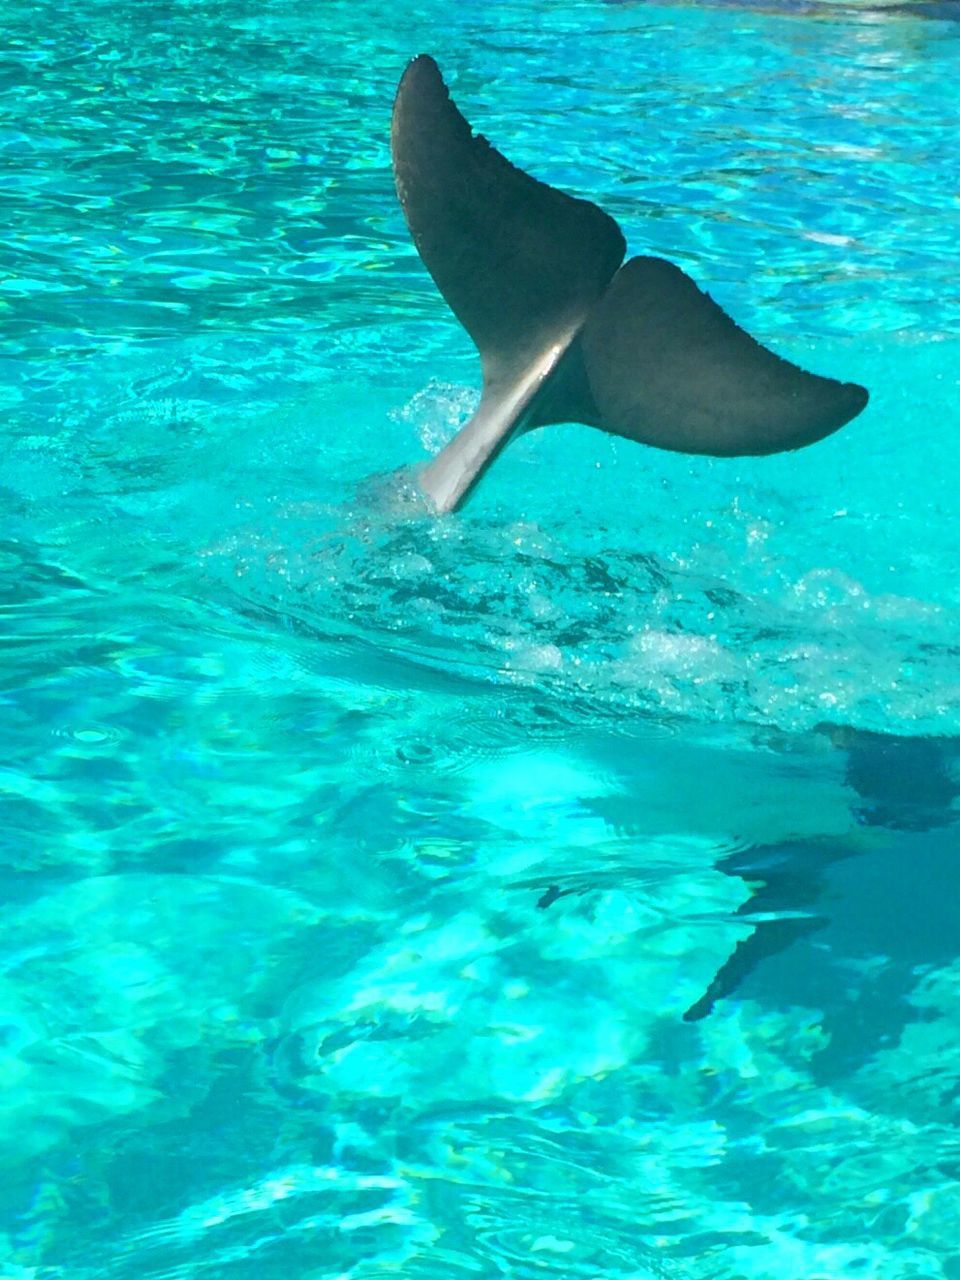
[{"left": 2, "top": 645, "right": 958, "bottom": 1278}]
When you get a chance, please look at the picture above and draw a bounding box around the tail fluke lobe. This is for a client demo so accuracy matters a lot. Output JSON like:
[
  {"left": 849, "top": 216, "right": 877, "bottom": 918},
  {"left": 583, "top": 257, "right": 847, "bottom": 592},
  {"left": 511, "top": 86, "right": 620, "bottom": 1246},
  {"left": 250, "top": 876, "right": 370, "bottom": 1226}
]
[
  {"left": 570, "top": 256, "right": 869, "bottom": 455},
  {"left": 391, "top": 56, "right": 869, "bottom": 511},
  {"left": 392, "top": 54, "right": 626, "bottom": 512},
  {"left": 391, "top": 55, "right": 626, "bottom": 385}
]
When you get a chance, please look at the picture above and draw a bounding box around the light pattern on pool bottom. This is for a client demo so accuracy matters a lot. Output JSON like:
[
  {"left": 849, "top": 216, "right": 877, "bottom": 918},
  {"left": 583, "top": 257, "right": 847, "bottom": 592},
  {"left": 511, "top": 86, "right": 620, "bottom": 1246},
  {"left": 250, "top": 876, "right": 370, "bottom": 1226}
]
[{"left": 4, "top": 633, "right": 960, "bottom": 1278}]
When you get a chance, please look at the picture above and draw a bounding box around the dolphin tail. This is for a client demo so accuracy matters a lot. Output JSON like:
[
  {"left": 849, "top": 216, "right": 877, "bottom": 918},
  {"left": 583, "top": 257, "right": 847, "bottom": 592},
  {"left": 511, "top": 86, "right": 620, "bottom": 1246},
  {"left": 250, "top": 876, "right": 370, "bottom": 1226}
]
[{"left": 391, "top": 55, "right": 869, "bottom": 513}]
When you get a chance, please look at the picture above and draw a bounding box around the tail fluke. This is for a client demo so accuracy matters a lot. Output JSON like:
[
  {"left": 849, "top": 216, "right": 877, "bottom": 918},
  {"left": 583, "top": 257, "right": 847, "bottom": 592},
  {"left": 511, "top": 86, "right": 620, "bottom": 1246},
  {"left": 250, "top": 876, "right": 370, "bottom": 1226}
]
[{"left": 391, "top": 56, "right": 869, "bottom": 512}]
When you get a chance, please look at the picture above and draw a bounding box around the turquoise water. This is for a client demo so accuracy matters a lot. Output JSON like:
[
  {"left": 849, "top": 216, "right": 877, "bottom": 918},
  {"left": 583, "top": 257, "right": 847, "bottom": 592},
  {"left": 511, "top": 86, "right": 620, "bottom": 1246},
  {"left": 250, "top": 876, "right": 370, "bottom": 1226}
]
[{"left": 3, "top": 0, "right": 960, "bottom": 1274}]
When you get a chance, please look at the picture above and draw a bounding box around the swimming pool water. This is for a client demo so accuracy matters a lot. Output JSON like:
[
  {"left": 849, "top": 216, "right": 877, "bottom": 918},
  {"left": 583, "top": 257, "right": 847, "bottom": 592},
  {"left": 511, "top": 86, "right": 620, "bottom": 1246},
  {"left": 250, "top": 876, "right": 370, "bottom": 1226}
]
[{"left": 2, "top": 0, "right": 959, "bottom": 1276}]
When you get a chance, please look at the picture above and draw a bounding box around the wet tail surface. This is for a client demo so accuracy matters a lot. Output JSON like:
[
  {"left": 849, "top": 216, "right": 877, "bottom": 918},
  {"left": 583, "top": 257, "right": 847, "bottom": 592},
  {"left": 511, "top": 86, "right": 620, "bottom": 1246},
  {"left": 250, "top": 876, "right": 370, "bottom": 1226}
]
[{"left": 391, "top": 55, "right": 869, "bottom": 511}]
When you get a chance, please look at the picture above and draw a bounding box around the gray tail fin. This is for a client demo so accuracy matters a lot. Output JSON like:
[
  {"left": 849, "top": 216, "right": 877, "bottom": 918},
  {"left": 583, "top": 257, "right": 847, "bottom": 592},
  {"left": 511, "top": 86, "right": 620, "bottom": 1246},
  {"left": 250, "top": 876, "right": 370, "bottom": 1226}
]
[{"left": 391, "top": 56, "right": 869, "bottom": 512}]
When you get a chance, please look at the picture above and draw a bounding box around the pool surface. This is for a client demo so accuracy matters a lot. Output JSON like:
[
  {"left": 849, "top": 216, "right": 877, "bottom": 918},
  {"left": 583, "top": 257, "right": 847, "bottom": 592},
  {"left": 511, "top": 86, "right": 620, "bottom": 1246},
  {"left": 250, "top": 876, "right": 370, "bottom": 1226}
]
[{"left": 2, "top": 0, "right": 960, "bottom": 1276}]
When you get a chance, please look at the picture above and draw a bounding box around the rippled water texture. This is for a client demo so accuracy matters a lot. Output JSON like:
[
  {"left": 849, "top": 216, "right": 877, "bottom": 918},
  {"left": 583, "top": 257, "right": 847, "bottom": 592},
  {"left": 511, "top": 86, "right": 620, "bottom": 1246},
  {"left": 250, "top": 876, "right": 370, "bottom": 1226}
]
[{"left": 2, "top": 0, "right": 960, "bottom": 1276}]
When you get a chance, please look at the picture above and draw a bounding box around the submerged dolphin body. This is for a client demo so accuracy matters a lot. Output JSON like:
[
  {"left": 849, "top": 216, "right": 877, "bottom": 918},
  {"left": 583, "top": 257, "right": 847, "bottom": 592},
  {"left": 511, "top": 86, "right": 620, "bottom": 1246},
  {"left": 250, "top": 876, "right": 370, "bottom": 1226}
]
[{"left": 391, "top": 55, "right": 869, "bottom": 513}]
